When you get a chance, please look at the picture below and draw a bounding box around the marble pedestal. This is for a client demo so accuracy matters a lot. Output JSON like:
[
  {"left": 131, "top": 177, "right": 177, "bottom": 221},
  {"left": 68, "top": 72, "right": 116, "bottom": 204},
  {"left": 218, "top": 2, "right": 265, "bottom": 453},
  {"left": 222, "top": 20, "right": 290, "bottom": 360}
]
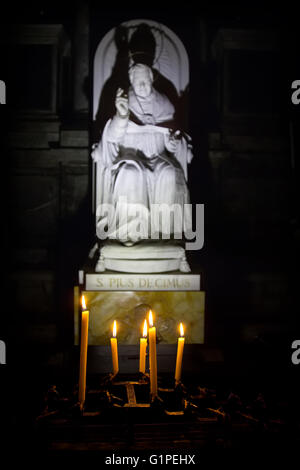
[
  {"left": 95, "top": 241, "right": 191, "bottom": 274},
  {"left": 74, "top": 250, "right": 204, "bottom": 373},
  {"left": 75, "top": 270, "right": 204, "bottom": 346}
]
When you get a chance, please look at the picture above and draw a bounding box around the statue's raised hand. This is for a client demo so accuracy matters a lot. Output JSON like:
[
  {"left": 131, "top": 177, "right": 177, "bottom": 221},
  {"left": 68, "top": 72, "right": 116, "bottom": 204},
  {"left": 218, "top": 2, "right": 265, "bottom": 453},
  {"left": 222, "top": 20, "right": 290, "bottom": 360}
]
[
  {"left": 115, "top": 88, "right": 129, "bottom": 118},
  {"left": 91, "top": 143, "right": 99, "bottom": 161}
]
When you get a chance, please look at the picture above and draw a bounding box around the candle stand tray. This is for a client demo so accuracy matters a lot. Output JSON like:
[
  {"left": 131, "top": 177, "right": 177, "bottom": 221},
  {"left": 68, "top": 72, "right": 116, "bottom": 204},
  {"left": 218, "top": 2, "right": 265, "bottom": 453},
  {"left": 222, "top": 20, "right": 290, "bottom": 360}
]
[
  {"left": 35, "top": 376, "right": 293, "bottom": 452},
  {"left": 81, "top": 373, "right": 189, "bottom": 419},
  {"left": 36, "top": 374, "right": 290, "bottom": 443}
]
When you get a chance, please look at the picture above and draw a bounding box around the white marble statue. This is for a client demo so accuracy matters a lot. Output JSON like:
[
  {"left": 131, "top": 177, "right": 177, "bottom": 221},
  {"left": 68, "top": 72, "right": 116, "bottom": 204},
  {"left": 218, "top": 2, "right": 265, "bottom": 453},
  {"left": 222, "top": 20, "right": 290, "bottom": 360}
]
[{"left": 92, "top": 63, "right": 193, "bottom": 248}]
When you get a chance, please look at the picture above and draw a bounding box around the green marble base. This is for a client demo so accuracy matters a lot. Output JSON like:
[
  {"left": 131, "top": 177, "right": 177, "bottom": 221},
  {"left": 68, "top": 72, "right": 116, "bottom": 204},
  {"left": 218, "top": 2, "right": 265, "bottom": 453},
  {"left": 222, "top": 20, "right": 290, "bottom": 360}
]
[{"left": 74, "top": 289, "right": 205, "bottom": 345}]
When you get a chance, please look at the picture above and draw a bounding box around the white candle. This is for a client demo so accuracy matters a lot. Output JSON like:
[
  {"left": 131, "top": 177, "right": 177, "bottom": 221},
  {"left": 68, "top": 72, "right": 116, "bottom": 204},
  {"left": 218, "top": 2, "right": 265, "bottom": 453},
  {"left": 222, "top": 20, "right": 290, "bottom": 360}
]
[
  {"left": 78, "top": 295, "right": 89, "bottom": 409},
  {"left": 148, "top": 310, "right": 158, "bottom": 398},
  {"left": 175, "top": 323, "right": 185, "bottom": 384},
  {"left": 139, "top": 319, "right": 148, "bottom": 374},
  {"left": 110, "top": 320, "right": 119, "bottom": 375}
]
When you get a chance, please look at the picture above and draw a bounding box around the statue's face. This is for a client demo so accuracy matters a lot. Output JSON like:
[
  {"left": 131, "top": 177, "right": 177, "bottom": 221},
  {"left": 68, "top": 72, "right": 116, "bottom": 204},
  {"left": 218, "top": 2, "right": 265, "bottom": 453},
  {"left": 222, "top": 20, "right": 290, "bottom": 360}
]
[{"left": 131, "top": 69, "right": 152, "bottom": 98}]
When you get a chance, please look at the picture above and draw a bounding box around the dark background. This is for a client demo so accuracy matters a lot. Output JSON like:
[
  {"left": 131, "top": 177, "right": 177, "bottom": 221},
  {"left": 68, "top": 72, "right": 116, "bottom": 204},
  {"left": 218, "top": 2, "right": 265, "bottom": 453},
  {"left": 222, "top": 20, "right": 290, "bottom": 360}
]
[{"left": 0, "top": 0, "right": 300, "bottom": 452}]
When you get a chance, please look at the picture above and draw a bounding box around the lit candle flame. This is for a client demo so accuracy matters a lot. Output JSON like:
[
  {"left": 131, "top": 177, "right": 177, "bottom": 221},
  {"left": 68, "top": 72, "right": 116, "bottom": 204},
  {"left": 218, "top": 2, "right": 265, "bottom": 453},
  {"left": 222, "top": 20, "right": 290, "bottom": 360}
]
[
  {"left": 81, "top": 295, "right": 87, "bottom": 310},
  {"left": 143, "top": 319, "right": 148, "bottom": 337},
  {"left": 113, "top": 320, "right": 117, "bottom": 338},
  {"left": 148, "top": 310, "right": 153, "bottom": 327},
  {"left": 179, "top": 322, "right": 184, "bottom": 337}
]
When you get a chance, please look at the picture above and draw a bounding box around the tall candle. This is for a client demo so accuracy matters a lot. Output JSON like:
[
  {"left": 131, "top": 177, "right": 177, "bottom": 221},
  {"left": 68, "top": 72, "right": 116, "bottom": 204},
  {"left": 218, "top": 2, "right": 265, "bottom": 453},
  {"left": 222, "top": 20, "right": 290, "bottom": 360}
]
[
  {"left": 139, "top": 319, "right": 148, "bottom": 374},
  {"left": 78, "top": 295, "right": 89, "bottom": 409},
  {"left": 110, "top": 320, "right": 119, "bottom": 375},
  {"left": 175, "top": 323, "right": 185, "bottom": 384},
  {"left": 148, "top": 310, "right": 158, "bottom": 398}
]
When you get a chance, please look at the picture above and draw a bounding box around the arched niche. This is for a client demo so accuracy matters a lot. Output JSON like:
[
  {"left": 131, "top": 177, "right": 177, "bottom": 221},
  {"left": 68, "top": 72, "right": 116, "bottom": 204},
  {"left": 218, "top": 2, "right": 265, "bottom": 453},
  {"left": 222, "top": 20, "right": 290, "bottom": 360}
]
[{"left": 93, "top": 19, "right": 190, "bottom": 130}]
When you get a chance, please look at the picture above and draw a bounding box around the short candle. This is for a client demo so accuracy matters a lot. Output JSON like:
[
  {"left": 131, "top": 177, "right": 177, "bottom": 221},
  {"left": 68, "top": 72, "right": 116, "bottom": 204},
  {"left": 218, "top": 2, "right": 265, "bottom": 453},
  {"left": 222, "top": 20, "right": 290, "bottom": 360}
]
[
  {"left": 110, "top": 320, "right": 119, "bottom": 375},
  {"left": 139, "top": 319, "right": 148, "bottom": 374},
  {"left": 175, "top": 322, "right": 185, "bottom": 384}
]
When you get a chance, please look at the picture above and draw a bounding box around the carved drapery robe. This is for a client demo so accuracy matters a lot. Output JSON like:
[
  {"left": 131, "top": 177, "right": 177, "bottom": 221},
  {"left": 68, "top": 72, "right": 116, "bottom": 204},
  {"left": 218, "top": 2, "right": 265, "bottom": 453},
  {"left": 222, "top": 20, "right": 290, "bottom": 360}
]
[{"left": 93, "top": 88, "right": 193, "bottom": 243}]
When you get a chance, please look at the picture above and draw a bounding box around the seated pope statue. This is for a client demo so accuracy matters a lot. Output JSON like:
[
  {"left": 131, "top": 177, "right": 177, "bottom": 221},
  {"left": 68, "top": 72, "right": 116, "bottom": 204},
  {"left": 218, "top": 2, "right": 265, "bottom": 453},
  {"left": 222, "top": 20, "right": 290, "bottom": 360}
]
[{"left": 92, "top": 63, "right": 193, "bottom": 246}]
